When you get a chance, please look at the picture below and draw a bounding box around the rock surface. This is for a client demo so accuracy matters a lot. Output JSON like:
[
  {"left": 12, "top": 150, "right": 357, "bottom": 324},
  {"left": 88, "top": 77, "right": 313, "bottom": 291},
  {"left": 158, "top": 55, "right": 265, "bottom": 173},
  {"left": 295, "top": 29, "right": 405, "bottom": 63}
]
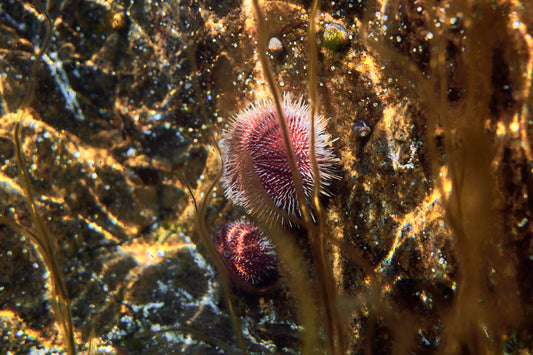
[{"left": 0, "top": 0, "right": 532, "bottom": 353}]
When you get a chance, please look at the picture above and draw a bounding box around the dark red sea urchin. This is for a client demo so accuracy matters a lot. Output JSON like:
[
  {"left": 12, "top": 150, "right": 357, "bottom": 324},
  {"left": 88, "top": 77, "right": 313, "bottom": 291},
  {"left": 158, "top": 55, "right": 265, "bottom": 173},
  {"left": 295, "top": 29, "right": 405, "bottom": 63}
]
[
  {"left": 221, "top": 94, "right": 337, "bottom": 222},
  {"left": 215, "top": 221, "right": 279, "bottom": 289}
]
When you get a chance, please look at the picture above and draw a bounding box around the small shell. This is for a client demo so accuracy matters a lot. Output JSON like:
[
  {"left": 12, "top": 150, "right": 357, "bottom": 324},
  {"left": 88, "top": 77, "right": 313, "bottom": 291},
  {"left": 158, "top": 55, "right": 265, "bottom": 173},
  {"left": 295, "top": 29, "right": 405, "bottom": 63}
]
[
  {"left": 268, "top": 37, "right": 283, "bottom": 52},
  {"left": 353, "top": 119, "right": 371, "bottom": 138}
]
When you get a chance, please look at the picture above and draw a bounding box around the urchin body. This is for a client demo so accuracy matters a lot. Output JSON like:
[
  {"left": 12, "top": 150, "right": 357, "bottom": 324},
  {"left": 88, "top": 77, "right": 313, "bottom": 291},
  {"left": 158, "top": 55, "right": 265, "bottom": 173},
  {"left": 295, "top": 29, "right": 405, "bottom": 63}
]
[
  {"left": 215, "top": 222, "right": 279, "bottom": 288},
  {"left": 221, "top": 94, "right": 337, "bottom": 222}
]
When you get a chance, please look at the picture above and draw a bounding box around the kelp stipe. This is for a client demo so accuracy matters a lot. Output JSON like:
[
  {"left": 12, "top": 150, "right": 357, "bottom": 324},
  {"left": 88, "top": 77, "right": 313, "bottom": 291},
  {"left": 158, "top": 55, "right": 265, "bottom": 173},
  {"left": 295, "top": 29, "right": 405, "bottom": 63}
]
[
  {"left": 180, "top": 22, "right": 250, "bottom": 352},
  {"left": 429, "top": 3, "right": 523, "bottom": 352},
  {"left": 13, "top": 121, "right": 76, "bottom": 355},
  {"left": 132, "top": 164, "right": 246, "bottom": 354},
  {"left": 306, "top": 1, "right": 346, "bottom": 353},
  {"left": 358, "top": 0, "right": 529, "bottom": 353},
  {"left": 250, "top": 0, "right": 345, "bottom": 353},
  {"left": 250, "top": 0, "right": 310, "bottom": 223},
  {"left": 0, "top": 1, "right": 76, "bottom": 353},
  {"left": 182, "top": 175, "right": 247, "bottom": 354},
  {"left": 250, "top": 0, "right": 323, "bottom": 352}
]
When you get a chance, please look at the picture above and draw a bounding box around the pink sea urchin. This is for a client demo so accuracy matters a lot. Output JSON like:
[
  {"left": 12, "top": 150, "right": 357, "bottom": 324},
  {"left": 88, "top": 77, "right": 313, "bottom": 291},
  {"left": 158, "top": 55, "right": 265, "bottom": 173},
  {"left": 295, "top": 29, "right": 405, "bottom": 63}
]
[
  {"left": 215, "top": 221, "right": 279, "bottom": 289},
  {"left": 221, "top": 94, "right": 337, "bottom": 222}
]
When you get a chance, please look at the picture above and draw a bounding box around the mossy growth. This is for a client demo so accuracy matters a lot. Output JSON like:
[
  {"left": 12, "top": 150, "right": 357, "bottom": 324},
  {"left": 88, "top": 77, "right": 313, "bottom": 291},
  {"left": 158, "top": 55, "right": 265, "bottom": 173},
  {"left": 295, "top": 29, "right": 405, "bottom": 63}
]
[{"left": 323, "top": 22, "right": 350, "bottom": 53}]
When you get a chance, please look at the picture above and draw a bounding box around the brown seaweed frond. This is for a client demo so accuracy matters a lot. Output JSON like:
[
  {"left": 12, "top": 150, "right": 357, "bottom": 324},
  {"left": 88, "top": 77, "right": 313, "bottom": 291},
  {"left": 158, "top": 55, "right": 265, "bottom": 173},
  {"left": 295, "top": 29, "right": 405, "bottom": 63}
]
[
  {"left": 181, "top": 128, "right": 247, "bottom": 354},
  {"left": 306, "top": 0, "right": 345, "bottom": 353},
  {"left": 359, "top": 0, "right": 529, "bottom": 353},
  {"left": 0, "top": 0, "right": 76, "bottom": 353},
  {"left": 13, "top": 120, "right": 76, "bottom": 355},
  {"left": 250, "top": 0, "right": 345, "bottom": 353}
]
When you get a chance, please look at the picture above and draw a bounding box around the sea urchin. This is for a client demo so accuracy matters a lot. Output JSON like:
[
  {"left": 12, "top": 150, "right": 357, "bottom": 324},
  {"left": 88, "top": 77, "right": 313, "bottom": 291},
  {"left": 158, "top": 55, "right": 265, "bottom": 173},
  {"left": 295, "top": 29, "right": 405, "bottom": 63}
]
[
  {"left": 221, "top": 94, "right": 337, "bottom": 222},
  {"left": 215, "top": 221, "right": 279, "bottom": 289}
]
